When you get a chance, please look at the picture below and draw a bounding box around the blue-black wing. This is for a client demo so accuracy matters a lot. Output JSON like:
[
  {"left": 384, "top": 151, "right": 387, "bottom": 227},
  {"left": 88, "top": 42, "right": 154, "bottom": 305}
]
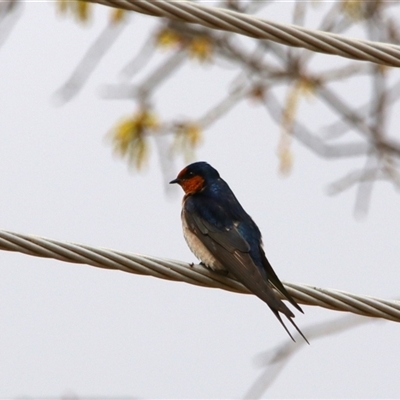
[{"left": 183, "top": 207, "right": 308, "bottom": 343}]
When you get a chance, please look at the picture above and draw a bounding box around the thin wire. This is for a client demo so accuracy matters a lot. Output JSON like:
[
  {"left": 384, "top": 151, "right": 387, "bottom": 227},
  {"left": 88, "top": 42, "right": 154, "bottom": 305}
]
[
  {"left": 83, "top": 0, "right": 400, "bottom": 67},
  {"left": 1, "top": 229, "right": 399, "bottom": 323}
]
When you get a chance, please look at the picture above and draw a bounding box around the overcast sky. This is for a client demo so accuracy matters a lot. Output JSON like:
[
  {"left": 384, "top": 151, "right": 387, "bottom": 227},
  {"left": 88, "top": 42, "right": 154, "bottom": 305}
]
[{"left": 1, "top": 2, "right": 400, "bottom": 399}]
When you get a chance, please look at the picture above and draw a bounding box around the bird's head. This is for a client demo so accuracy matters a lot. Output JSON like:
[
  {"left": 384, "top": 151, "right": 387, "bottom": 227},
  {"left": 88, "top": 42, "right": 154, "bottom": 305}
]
[{"left": 170, "top": 161, "right": 220, "bottom": 195}]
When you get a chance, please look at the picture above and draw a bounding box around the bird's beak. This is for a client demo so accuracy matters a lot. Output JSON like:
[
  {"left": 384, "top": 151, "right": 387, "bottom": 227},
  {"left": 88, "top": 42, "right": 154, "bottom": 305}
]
[{"left": 169, "top": 178, "right": 181, "bottom": 185}]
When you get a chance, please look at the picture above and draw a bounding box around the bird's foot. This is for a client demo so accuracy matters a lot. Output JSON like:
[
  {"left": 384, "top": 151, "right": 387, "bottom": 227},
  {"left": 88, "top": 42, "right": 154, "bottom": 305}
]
[{"left": 198, "top": 261, "right": 214, "bottom": 271}]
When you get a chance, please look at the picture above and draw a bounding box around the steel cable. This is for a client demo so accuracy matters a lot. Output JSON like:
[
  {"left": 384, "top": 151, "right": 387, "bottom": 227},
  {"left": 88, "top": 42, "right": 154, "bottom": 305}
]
[
  {"left": 1, "top": 229, "right": 399, "bottom": 323},
  {"left": 84, "top": 0, "right": 400, "bottom": 67}
]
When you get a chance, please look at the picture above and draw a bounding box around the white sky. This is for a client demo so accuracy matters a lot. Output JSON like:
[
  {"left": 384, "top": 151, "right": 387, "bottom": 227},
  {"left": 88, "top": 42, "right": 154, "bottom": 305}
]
[{"left": 1, "top": 2, "right": 400, "bottom": 398}]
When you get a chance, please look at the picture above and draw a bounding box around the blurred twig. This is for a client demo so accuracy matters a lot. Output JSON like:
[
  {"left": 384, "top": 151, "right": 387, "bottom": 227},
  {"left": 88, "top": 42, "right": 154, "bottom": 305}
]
[
  {"left": 243, "top": 315, "right": 381, "bottom": 399},
  {"left": 7, "top": 0, "right": 398, "bottom": 209},
  {"left": 0, "top": 0, "right": 22, "bottom": 49},
  {"left": 53, "top": 14, "right": 128, "bottom": 104}
]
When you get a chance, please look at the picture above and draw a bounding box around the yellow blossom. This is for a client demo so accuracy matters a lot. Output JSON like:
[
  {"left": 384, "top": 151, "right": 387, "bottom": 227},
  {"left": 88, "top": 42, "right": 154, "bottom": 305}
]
[
  {"left": 109, "top": 110, "right": 159, "bottom": 170},
  {"left": 155, "top": 29, "right": 183, "bottom": 49},
  {"left": 57, "top": 0, "right": 68, "bottom": 14},
  {"left": 110, "top": 9, "right": 125, "bottom": 25},
  {"left": 278, "top": 78, "right": 314, "bottom": 176},
  {"left": 297, "top": 77, "right": 316, "bottom": 100},
  {"left": 188, "top": 37, "right": 213, "bottom": 62},
  {"left": 341, "top": 0, "right": 364, "bottom": 20},
  {"left": 172, "top": 123, "right": 203, "bottom": 162},
  {"left": 56, "top": 0, "right": 91, "bottom": 23},
  {"left": 278, "top": 134, "right": 294, "bottom": 176}
]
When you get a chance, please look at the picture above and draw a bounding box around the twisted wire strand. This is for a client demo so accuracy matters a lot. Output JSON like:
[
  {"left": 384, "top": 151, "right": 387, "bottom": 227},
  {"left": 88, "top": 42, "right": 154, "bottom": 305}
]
[
  {"left": 85, "top": 0, "right": 400, "bottom": 68},
  {"left": 1, "top": 229, "right": 400, "bottom": 323}
]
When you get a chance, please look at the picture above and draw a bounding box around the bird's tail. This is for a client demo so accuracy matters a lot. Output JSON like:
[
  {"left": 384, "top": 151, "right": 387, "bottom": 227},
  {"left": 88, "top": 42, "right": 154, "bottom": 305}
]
[
  {"left": 273, "top": 309, "right": 309, "bottom": 344},
  {"left": 259, "top": 247, "right": 304, "bottom": 314}
]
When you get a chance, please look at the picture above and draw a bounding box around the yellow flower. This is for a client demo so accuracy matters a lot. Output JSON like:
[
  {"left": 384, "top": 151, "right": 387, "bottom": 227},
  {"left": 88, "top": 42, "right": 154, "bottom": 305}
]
[
  {"left": 278, "top": 134, "right": 294, "bottom": 176},
  {"left": 57, "top": 0, "right": 68, "bottom": 14},
  {"left": 57, "top": 0, "right": 126, "bottom": 24},
  {"left": 155, "top": 28, "right": 183, "bottom": 49},
  {"left": 278, "top": 77, "right": 315, "bottom": 176},
  {"left": 185, "top": 123, "right": 202, "bottom": 147},
  {"left": 297, "top": 77, "right": 315, "bottom": 99},
  {"left": 341, "top": 0, "right": 364, "bottom": 20},
  {"left": 56, "top": 0, "right": 91, "bottom": 23},
  {"left": 109, "top": 110, "right": 159, "bottom": 170},
  {"left": 172, "top": 123, "right": 203, "bottom": 162},
  {"left": 188, "top": 37, "right": 213, "bottom": 62},
  {"left": 110, "top": 9, "right": 126, "bottom": 25}
]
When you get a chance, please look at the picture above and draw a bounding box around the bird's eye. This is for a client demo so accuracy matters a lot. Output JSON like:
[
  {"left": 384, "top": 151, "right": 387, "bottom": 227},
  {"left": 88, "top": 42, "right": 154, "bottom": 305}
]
[{"left": 187, "top": 171, "right": 194, "bottom": 177}]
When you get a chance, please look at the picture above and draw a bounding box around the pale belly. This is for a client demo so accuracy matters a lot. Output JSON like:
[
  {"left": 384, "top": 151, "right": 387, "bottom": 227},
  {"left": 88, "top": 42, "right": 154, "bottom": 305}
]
[{"left": 182, "top": 215, "right": 227, "bottom": 272}]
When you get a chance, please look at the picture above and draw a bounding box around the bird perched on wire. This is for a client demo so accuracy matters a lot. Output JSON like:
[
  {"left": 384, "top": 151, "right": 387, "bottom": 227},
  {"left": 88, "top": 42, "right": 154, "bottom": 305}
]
[{"left": 170, "top": 161, "right": 308, "bottom": 343}]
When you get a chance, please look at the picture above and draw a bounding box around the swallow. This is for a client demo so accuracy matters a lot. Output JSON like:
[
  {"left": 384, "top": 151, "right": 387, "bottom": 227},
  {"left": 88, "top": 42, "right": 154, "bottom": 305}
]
[{"left": 170, "top": 161, "right": 308, "bottom": 343}]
